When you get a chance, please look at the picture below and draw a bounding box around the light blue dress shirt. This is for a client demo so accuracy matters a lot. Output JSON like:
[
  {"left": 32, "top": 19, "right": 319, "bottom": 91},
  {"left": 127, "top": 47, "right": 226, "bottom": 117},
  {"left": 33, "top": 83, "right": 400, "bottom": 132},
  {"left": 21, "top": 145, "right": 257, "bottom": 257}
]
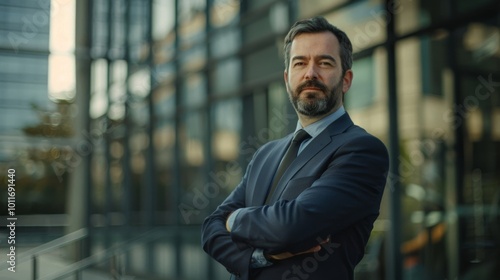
[{"left": 296, "top": 105, "right": 346, "bottom": 154}]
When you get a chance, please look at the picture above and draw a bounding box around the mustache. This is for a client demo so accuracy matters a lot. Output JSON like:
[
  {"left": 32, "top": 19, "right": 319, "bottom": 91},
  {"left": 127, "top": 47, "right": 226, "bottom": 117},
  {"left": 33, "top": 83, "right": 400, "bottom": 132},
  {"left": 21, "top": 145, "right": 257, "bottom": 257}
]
[{"left": 296, "top": 80, "right": 328, "bottom": 93}]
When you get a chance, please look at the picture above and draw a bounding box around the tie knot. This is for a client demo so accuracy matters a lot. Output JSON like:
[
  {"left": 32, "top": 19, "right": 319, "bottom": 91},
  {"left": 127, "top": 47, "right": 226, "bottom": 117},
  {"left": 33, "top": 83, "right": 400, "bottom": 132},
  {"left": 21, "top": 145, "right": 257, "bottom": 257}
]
[{"left": 293, "top": 129, "right": 310, "bottom": 143}]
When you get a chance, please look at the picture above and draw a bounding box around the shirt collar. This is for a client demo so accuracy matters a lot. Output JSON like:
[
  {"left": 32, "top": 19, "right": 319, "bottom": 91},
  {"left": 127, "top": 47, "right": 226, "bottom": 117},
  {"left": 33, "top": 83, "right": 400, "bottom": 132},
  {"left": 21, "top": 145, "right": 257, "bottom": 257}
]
[{"left": 294, "top": 106, "right": 346, "bottom": 139}]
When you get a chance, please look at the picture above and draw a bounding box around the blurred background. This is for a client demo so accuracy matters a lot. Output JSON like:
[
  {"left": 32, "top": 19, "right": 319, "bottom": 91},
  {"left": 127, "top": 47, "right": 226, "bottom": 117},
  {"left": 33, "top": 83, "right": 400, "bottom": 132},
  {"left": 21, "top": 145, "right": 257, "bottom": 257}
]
[{"left": 0, "top": 0, "right": 499, "bottom": 279}]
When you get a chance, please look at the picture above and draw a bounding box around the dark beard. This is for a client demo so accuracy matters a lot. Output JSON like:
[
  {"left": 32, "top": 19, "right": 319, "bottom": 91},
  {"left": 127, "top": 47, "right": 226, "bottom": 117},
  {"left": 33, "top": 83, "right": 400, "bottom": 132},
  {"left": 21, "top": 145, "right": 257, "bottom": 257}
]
[{"left": 289, "top": 79, "right": 342, "bottom": 117}]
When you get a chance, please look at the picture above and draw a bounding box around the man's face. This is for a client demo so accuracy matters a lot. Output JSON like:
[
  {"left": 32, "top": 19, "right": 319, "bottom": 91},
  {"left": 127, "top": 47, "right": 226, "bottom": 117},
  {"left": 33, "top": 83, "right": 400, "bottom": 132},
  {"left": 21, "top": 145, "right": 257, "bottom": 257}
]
[{"left": 284, "top": 32, "right": 352, "bottom": 117}]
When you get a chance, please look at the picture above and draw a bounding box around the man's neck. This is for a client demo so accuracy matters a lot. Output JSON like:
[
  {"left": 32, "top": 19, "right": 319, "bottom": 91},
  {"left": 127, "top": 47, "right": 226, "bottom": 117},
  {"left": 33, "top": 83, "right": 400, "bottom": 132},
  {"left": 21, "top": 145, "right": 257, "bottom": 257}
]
[{"left": 298, "top": 104, "right": 342, "bottom": 127}]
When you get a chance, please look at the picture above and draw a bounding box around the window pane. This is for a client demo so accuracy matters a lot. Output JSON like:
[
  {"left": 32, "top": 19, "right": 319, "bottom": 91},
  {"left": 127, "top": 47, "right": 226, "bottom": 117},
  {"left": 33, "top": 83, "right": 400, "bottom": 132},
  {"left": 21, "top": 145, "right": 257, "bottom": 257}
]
[
  {"left": 179, "top": 111, "right": 207, "bottom": 224},
  {"left": 324, "top": 0, "right": 386, "bottom": 52},
  {"left": 212, "top": 100, "right": 241, "bottom": 161},
  {"left": 298, "top": 0, "right": 348, "bottom": 18},
  {"left": 181, "top": 73, "right": 206, "bottom": 108},
  {"left": 346, "top": 55, "right": 375, "bottom": 109},
  {"left": 154, "top": 120, "right": 176, "bottom": 223},
  {"left": 210, "top": 0, "right": 240, "bottom": 27},
  {"left": 213, "top": 58, "right": 240, "bottom": 95},
  {"left": 210, "top": 99, "right": 243, "bottom": 216}
]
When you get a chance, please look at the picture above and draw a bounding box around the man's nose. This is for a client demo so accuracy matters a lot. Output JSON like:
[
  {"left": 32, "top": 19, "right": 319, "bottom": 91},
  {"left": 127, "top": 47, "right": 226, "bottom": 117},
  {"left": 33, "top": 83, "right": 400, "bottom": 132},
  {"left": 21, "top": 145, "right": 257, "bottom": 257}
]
[{"left": 304, "top": 64, "right": 318, "bottom": 80}]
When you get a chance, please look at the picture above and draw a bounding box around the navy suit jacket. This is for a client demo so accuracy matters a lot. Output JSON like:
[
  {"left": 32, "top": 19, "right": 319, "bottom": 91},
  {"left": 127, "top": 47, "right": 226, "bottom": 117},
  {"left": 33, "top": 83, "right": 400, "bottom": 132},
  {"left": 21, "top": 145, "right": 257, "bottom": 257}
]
[{"left": 202, "top": 113, "right": 389, "bottom": 280}]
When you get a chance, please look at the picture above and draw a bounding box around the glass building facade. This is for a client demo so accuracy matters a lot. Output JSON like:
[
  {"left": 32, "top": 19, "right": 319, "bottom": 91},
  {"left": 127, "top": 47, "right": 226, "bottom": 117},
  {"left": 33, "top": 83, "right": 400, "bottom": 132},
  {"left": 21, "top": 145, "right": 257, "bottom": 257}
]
[{"left": 0, "top": 0, "right": 499, "bottom": 279}]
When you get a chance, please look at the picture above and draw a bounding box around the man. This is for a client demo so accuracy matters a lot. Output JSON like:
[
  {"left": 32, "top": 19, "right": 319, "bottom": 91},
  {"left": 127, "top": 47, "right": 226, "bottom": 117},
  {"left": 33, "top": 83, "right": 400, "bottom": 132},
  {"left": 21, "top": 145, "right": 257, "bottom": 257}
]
[{"left": 202, "top": 16, "right": 389, "bottom": 280}]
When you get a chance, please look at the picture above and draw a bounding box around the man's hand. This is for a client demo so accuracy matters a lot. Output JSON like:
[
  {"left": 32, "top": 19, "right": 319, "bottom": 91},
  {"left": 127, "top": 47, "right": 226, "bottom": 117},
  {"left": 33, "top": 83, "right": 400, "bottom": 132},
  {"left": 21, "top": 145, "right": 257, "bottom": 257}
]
[
  {"left": 226, "top": 216, "right": 232, "bottom": 232},
  {"left": 266, "top": 245, "right": 322, "bottom": 260},
  {"left": 266, "top": 236, "right": 330, "bottom": 261},
  {"left": 226, "top": 211, "right": 236, "bottom": 232}
]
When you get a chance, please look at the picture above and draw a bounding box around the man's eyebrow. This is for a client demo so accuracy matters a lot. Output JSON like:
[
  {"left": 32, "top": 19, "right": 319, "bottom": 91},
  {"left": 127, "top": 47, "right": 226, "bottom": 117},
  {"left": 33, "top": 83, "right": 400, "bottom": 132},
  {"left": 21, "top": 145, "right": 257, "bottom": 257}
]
[
  {"left": 291, "top": 55, "right": 337, "bottom": 63},
  {"left": 317, "top": 55, "right": 337, "bottom": 63},
  {"left": 291, "top": 55, "right": 307, "bottom": 62}
]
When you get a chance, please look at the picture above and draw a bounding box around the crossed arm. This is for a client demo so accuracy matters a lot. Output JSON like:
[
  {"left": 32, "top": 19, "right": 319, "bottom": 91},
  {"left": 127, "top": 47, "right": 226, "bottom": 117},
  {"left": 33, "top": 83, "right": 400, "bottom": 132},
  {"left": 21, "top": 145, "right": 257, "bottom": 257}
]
[
  {"left": 201, "top": 136, "right": 389, "bottom": 274},
  {"left": 225, "top": 209, "right": 327, "bottom": 260}
]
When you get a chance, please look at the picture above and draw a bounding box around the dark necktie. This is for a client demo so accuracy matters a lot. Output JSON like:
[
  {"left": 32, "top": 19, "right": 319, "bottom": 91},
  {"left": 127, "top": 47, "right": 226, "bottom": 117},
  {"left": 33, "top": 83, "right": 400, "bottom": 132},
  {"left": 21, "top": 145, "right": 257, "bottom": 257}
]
[{"left": 265, "top": 129, "right": 311, "bottom": 204}]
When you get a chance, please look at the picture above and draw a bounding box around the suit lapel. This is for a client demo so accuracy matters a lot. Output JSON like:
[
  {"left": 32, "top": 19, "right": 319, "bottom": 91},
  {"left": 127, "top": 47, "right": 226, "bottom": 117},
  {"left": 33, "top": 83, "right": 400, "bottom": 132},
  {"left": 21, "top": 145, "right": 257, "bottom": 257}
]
[
  {"left": 266, "top": 113, "right": 354, "bottom": 203},
  {"left": 250, "top": 135, "right": 293, "bottom": 206}
]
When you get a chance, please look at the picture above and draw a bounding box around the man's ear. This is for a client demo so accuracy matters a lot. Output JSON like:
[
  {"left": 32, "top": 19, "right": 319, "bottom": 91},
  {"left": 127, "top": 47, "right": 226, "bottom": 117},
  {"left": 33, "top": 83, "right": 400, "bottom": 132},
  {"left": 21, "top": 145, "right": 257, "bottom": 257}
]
[
  {"left": 342, "top": 69, "right": 353, "bottom": 93},
  {"left": 284, "top": 70, "right": 290, "bottom": 91}
]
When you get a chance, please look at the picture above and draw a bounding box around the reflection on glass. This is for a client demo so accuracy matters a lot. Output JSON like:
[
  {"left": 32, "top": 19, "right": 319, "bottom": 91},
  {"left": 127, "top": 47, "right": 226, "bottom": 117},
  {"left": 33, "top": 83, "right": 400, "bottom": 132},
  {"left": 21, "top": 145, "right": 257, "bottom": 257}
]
[
  {"left": 181, "top": 113, "right": 205, "bottom": 167},
  {"left": 154, "top": 121, "right": 175, "bottom": 219},
  {"left": 129, "top": 68, "right": 151, "bottom": 98},
  {"left": 92, "top": 154, "right": 106, "bottom": 212},
  {"left": 268, "top": 82, "right": 292, "bottom": 140},
  {"left": 298, "top": 0, "right": 348, "bottom": 18},
  {"left": 457, "top": 23, "right": 499, "bottom": 73},
  {"left": 180, "top": 45, "right": 206, "bottom": 72},
  {"left": 211, "top": 99, "right": 243, "bottom": 204},
  {"left": 213, "top": 58, "right": 240, "bottom": 95},
  {"left": 48, "top": 54, "right": 76, "bottom": 101},
  {"left": 346, "top": 56, "right": 375, "bottom": 109},
  {"left": 211, "top": 0, "right": 239, "bottom": 27},
  {"left": 181, "top": 73, "right": 206, "bottom": 108},
  {"left": 152, "top": 0, "right": 175, "bottom": 40},
  {"left": 348, "top": 48, "right": 387, "bottom": 141},
  {"left": 154, "top": 84, "right": 176, "bottom": 117},
  {"left": 210, "top": 29, "right": 240, "bottom": 58},
  {"left": 323, "top": 0, "right": 386, "bottom": 52},
  {"left": 179, "top": 0, "right": 206, "bottom": 50},
  {"left": 395, "top": 0, "right": 427, "bottom": 36},
  {"left": 154, "top": 122, "right": 175, "bottom": 168},
  {"left": 212, "top": 99, "right": 241, "bottom": 162}
]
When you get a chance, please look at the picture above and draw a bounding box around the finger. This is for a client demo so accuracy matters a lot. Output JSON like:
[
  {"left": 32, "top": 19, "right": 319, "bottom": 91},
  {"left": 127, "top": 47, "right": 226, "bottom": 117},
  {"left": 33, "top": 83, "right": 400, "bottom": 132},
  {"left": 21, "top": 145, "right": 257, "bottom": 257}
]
[
  {"left": 303, "top": 245, "right": 321, "bottom": 254},
  {"left": 319, "top": 237, "right": 330, "bottom": 244}
]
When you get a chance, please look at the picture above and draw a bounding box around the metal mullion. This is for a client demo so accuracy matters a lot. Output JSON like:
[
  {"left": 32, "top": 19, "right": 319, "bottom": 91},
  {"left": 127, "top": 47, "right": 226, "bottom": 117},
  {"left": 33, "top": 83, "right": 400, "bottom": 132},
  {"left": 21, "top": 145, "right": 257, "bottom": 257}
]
[
  {"left": 121, "top": 0, "right": 132, "bottom": 230},
  {"left": 173, "top": 0, "right": 183, "bottom": 278},
  {"left": 205, "top": 1, "right": 215, "bottom": 279},
  {"left": 385, "top": 0, "right": 402, "bottom": 279},
  {"left": 78, "top": 0, "right": 93, "bottom": 260},
  {"left": 104, "top": 0, "right": 114, "bottom": 253}
]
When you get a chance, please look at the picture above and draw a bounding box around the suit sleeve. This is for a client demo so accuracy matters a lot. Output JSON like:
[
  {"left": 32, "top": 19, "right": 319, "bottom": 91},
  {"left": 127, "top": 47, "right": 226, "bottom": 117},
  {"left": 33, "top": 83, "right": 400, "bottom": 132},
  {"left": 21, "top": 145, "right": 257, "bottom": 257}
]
[
  {"left": 229, "top": 135, "right": 389, "bottom": 252},
  {"left": 201, "top": 159, "right": 255, "bottom": 278}
]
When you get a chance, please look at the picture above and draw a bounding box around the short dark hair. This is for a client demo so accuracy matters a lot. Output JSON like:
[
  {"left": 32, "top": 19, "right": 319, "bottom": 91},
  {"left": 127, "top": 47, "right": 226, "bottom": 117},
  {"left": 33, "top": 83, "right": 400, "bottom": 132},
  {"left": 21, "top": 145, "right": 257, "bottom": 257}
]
[{"left": 283, "top": 16, "right": 353, "bottom": 75}]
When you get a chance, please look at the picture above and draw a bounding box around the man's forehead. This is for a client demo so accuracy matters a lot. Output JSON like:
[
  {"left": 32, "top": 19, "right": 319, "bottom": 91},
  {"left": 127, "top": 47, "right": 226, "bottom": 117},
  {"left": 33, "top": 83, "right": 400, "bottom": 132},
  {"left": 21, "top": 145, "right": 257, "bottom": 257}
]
[{"left": 290, "top": 32, "right": 340, "bottom": 57}]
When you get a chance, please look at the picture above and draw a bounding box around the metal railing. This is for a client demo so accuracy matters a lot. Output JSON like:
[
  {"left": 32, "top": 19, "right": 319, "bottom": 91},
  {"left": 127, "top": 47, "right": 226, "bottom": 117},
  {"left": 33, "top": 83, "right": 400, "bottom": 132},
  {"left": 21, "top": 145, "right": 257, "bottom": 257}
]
[
  {"left": 38, "top": 228, "right": 166, "bottom": 280},
  {"left": 0, "top": 228, "right": 88, "bottom": 279},
  {"left": 1, "top": 226, "right": 194, "bottom": 279}
]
